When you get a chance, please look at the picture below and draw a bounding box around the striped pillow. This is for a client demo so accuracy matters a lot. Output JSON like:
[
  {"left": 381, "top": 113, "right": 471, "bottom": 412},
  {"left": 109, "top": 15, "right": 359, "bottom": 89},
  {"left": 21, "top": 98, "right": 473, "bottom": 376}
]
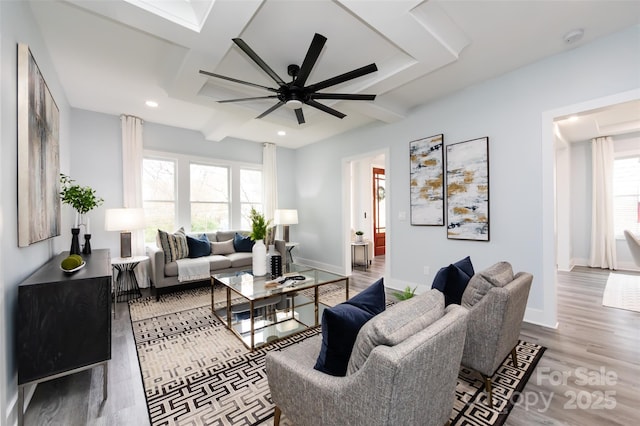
[{"left": 157, "top": 227, "right": 189, "bottom": 263}]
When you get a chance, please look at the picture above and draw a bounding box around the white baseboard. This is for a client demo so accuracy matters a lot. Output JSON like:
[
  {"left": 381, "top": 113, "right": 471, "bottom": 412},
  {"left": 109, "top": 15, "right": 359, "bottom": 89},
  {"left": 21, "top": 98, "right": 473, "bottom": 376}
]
[{"left": 524, "top": 307, "right": 558, "bottom": 329}]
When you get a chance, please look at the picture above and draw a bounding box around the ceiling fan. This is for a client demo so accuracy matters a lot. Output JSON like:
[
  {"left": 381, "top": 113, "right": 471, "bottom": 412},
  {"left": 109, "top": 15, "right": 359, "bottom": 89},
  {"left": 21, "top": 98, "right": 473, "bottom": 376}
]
[{"left": 199, "top": 33, "right": 378, "bottom": 124}]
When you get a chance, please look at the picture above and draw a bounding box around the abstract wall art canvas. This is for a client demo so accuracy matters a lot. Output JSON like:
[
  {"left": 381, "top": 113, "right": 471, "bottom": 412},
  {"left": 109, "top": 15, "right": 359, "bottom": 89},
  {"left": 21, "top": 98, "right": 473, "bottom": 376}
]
[
  {"left": 446, "top": 137, "right": 489, "bottom": 241},
  {"left": 17, "top": 43, "right": 61, "bottom": 247},
  {"left": 410, "top": 134, "right": 444, "bottom": 225}
]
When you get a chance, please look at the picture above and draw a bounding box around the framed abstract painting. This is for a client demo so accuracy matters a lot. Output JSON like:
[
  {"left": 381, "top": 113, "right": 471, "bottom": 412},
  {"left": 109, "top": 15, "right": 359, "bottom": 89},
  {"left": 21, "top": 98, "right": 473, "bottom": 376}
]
[
  {"left": 446, "top": 137, "right": 489, "bottom": 241},
  {"left": 17, "top": 43, "right": 61, "bottom": 247},
  {"left": 410, "top": 134, "right": 444, "bottom": 225}
]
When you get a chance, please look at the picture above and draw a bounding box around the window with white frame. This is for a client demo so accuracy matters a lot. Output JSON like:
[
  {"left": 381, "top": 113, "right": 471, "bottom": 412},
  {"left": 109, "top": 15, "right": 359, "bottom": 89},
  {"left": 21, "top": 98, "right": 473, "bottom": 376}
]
[
  {"left": 142, "top": 158, "right": 176, "bottom": 242},
  {"left": 142, "top": 152, "right": 263, "bottom": 241},
  {"left": 190, "top": 163, "right": 229, "bottom": 232},
  {"left": 613, "top": 155, "right": 640, "bottom": 237}
]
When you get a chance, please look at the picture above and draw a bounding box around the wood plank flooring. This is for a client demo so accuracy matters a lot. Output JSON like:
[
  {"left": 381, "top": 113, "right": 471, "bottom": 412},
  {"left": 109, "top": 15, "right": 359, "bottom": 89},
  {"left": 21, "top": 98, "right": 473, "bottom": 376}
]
[{"left": 22, "top": 260, "right": 639, "bottom": 425}]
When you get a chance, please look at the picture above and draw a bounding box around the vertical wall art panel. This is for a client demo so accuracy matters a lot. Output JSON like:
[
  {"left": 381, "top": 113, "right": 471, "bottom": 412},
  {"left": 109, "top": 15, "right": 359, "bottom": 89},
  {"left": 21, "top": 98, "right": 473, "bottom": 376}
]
[
  {"left": 17, "top": 43, "right": 61, "bottom": 247},
  {"left": 410, "top": 134, "right": 444, "bottom": 225},
  {"left": 446, "top": 137, "right": 489, "bottom": 241}
]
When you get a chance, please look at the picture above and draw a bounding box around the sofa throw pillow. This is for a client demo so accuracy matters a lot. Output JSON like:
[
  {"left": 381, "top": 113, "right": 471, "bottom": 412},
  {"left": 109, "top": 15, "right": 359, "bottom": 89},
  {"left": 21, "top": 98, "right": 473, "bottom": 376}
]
[
  {"left": 314, "top": 278, "right": 386, "bottom": 377},
  {"left": 233, "top": 232, "right": 254, "bottom": 252},
  {"left": 431, "top": 266, "right": 449, "bottom": 293},
  {"left": 454, "top": 256, "right": 475, "bottom": 278},
  {"left": 187, "top": 234, "right": 210, "bottom": 258},
  {"left": 158, "top": 227, "right": 189, "bottom": 263},
  {"left": 347, "top": 289, "right": 444, "bottom": 375},
  {"left": 211, "top": 238, "right": 235, "bottom": 255}
]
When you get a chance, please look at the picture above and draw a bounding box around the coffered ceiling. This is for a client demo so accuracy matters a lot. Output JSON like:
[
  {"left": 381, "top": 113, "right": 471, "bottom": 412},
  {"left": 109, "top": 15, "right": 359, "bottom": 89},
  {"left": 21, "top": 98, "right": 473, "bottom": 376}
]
[{"left": 28, "top": 0, "right": 640, "bottom": 148}]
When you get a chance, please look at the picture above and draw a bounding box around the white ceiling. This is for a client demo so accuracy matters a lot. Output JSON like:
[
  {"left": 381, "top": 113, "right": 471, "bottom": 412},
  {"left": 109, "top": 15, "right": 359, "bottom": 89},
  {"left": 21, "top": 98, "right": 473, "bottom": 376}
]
[{"left": 28, "top": 0, "right": 640, "bottom": 149}]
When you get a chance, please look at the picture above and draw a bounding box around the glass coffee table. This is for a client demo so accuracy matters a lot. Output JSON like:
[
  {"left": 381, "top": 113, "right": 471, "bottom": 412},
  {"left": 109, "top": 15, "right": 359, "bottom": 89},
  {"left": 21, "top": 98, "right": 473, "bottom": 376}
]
[{"left": 211, "top": 264, "right": 349, "bottom": 351}]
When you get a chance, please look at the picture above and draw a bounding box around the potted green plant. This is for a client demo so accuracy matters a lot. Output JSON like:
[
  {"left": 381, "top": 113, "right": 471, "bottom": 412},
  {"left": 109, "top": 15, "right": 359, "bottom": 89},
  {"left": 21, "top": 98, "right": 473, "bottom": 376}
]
[
  {"left": 355, "top": 230, "right": 364, "bottom": 243},
  {"left": 392, "top": 285, "right": 417, "bottom": 301},
  {"left": 59, "top": 174, "right": 104, "bottom": 254}
]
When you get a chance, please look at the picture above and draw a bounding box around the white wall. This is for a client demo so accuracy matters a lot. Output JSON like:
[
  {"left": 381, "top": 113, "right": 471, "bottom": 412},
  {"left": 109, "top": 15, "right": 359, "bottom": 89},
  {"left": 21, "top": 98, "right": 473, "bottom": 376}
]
[
  {"left": 1, "top": 2, "right": 71, "bottom": 424},
  {"left": 293, "top": 24, "right": 640, "bottom": 328}
]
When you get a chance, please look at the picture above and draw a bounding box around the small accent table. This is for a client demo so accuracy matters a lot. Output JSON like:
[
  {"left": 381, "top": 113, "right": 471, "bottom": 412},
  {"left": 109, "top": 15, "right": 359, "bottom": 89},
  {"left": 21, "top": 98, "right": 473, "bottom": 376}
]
[
  {"left": 351, "top": 242, "right": 369, "bottom": 270},
  {"left": 111, "top": 256, "right": 147, "bottom": 313}
]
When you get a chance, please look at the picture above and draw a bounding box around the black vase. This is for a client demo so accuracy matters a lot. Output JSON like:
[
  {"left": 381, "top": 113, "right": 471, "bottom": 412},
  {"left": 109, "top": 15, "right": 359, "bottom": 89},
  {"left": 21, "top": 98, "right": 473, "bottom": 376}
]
[
  {"left": 70, "top": 228, "right": 81, "bottom": 255},
  {"left": 83, "top": 234, "right": 92, "bottom": 255}
]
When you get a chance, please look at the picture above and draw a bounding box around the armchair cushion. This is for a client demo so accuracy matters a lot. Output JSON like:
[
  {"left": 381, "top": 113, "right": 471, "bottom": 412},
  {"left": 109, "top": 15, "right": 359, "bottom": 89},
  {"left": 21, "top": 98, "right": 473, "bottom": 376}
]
[
  {"left": 347, "top": 289, "right": 444, "bottom": 374},
  {"left": 479, "top": 261, "right": 513, "bottom": 287},
  {"left": 314, "top": 278, "right": 386, "bottom": 376},
  {"left": 431, "top": 256, "right": 475, "bottom": 306},
  {"left": 233, "top": 232, "right": 254, "bottom": 252},
  {"left": 186, "top": 234, "right": 211, "bottom": 258}
]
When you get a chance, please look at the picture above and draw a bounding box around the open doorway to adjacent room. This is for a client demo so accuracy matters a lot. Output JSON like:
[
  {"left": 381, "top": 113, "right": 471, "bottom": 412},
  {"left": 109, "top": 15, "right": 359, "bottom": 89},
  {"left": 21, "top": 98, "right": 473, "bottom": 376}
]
[{"left": 343, "top": 150, "right": 390, "bottom": 279}]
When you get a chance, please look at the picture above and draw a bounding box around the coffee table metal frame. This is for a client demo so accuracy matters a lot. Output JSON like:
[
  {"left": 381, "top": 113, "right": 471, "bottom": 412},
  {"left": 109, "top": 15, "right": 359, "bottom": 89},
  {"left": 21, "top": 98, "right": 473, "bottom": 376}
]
[{"left": 211, "top": 265, "right": 349, "bottom": 351}]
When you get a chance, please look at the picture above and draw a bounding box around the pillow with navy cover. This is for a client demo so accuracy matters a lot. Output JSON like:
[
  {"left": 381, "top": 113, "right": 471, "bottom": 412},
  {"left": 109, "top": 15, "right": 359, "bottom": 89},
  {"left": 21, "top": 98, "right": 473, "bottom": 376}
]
[
  {"left": 431, "top": 256, "right": 474, "bottom": 306},
  {"left": 233, "top": 232, "right": 254, "bottom": 252},
  {"left": 187, "top": 234, "right": 210, "bottom": 258},
  {"left": 314, "top": 277, "right": 386, "bottom": 376}
]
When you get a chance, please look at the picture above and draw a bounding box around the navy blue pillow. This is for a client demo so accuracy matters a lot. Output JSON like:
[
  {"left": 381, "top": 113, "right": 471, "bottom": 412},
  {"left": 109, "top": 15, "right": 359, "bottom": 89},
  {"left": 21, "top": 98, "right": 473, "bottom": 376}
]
[
  {"left": 233, "top": 233, "right": 254, "bottom": 252},
  {"left": 454, "top": 256, "right": 474, "bottom": 278},
  {"left": 314, "top": 278, "right": 386, "bottom": 376},
  {"left": 444, "top": 264, "right": 472, "bottom": 306},
  {"left": 187, "top": 234, "right": 210, "bottom": 258},
  {"left": 431, "top": 266, "right": 449, "bottom": 292}
]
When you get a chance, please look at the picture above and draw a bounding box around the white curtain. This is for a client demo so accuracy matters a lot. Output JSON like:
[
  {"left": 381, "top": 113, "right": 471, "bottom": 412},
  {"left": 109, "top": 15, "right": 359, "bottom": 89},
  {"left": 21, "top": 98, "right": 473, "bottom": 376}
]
[
  {"left": 121, "top": 115, "right": 149, "bottom": 286},
  {"left": 263, "top": 143, "right": 278, "bottom": 241},
  {"left": 589, "top": 136, "right": 617, "bottom": 270}
]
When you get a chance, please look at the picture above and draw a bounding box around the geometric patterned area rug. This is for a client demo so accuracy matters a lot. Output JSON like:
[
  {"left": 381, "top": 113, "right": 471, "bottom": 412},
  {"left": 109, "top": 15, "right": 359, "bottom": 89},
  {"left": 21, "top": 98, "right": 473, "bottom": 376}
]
[
  {"left": 129, "top": 287, "right": 545, "bottom": 426},
  {"left": 602, "top": 272, "right": 640, "bottom": 313}
]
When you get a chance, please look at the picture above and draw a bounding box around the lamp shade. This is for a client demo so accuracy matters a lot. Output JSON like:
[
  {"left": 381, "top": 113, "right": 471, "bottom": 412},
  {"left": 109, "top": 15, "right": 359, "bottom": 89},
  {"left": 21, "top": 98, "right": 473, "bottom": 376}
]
[
  {"left": 274, "top": 209, "right": 298, "bottom": 225},
  {"left": 105, "top": 208, "right": 146, "bottom": 231}
]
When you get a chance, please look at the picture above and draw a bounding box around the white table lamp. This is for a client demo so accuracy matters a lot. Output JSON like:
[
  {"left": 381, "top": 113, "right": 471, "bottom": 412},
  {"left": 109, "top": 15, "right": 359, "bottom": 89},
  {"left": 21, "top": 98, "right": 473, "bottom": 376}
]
[
  {"left": 105, "top": 208, "right": 145, "bottom": 257},
  {"left": 274, "top": 209, "right": 298, "bottom": 242}
]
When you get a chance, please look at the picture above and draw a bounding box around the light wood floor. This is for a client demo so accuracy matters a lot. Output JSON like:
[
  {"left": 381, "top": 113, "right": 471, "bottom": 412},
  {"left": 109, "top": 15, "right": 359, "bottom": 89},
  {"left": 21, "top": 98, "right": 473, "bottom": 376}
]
[{"left": 23, "top": 260, "right": 639, "bottom": 425}]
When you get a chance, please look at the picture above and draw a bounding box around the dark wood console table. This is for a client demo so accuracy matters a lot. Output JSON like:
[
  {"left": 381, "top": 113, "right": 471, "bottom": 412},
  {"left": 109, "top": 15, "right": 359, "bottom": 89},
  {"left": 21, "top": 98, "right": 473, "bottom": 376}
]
[{"left": 17, "top": 249, "right": 111, "bottom": 425}]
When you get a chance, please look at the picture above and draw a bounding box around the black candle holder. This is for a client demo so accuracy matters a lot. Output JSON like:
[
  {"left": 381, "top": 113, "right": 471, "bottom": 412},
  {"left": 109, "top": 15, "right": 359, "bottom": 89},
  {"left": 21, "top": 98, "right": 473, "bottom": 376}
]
[
  {"left": 70, "top": 228, "right": 81, "bottom": 255},
  {"left": 83, "top": 234, "right": 92, "bottom": 255}
]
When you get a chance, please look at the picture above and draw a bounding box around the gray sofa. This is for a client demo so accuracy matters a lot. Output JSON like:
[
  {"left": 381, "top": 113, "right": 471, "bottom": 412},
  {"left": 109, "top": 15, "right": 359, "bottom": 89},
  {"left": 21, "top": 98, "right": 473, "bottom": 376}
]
[
  {"left": 147, "top": 230, "right": 286, "bottom": 298},
  {"left": 266, "top": 289, "right": 469, "bottom": 426}
]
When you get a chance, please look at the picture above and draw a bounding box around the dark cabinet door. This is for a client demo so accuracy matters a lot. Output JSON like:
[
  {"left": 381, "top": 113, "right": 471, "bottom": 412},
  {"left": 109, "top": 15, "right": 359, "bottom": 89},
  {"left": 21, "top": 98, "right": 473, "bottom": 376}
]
[{"left": 17, "top": 249, "right": 111, "bottom": 385}]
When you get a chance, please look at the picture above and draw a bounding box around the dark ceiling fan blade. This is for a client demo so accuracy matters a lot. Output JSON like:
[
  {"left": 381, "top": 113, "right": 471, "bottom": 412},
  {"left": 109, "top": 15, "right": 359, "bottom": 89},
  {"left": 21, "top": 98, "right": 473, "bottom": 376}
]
[
  {"left": 308, "top": 63, "right": 378, "bottom": 92},
  {"left": 232, "top": 38, "right": 286, "bottom": 86},
  {"left": 294, "top": 33, "right": 326, "bottom": 87},
  {"left": 256, "top": 101, "right": 285, "bottom": 119},
  {"left": 218, "top": 95, "right": 278, "bottom": 103},
  {"left": 309, "top": 93, "right": 376, "bottom": 101},
  {"left": 295, "top": 108, "right": 305, "bottom": 124},
  {"left": 199, "top": 70, "right": 277, "bottom": 92},
  {"left": 305, "top": 99, "right": 346, "bottom": 119}
]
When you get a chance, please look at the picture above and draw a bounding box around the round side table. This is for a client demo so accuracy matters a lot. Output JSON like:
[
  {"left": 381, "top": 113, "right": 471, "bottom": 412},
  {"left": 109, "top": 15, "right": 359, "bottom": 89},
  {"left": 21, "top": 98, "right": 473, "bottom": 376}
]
[{"left": 111, "top": 255, "right": 148, "bottom": 309}]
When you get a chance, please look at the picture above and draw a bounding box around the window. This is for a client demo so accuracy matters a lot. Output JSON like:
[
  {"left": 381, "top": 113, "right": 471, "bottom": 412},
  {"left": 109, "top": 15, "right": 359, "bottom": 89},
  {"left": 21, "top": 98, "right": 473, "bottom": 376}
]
[
  {"left": 142, "top": 151, "right": 263, "bottom": 240},
  {"left": 240, "top": 168, "right": 262, "bottom": 229},
  {"left": 142, "top": 158, "right": 176, "bottom": 242},
  {"left": 190, "top": 163, "right": 229, "bottom": 232},
  {"left": 613, "top": 156, "right": 640, "bottom": 237}
]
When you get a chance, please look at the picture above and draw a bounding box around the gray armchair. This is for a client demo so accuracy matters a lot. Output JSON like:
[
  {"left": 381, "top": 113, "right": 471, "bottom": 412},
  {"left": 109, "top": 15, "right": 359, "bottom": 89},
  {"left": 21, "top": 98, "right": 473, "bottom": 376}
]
[
  {"left": 266, "top": 290, "right": 469, "bottom": 426},
  {"left": 459, "top": 262, "right": 533, "bottom": 408}
]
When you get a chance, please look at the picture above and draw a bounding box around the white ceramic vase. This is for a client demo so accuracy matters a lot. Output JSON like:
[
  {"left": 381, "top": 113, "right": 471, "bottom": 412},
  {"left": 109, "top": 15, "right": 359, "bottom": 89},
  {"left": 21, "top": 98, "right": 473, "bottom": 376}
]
[{"left": 252, "top": 239, "right": 267, "bottom": 276}]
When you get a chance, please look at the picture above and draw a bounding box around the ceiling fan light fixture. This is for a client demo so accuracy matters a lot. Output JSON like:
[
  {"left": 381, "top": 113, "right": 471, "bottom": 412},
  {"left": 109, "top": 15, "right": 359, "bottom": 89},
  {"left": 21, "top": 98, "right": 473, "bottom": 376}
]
[{"left": 285, "top": 99, "right": 303, "bottom": 109}]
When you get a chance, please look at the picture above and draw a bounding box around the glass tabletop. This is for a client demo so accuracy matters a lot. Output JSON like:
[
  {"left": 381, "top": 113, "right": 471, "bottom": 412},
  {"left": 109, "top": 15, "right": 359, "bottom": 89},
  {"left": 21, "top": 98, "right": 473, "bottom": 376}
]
[{"left": 212, "top": 264, "right": 345, "bottom": 301}]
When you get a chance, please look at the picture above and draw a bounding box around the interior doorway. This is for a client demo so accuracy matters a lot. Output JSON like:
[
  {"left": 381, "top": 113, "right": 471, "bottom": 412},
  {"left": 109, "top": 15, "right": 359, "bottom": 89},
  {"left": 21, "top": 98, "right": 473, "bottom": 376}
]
[{"left": 343, "top": 150, "right": 390, "bottom": 278}]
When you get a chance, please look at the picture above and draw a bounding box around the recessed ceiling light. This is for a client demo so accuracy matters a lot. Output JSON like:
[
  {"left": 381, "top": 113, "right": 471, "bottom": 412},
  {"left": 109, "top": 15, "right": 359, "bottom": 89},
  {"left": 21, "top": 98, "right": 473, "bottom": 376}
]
[
  {"left": 277, "top": 130, "right": 286, "bottom": 136},
  {"left": 563, "top": 29, "right": 584, "bottom": 45},
  {"left": 145, "top": 100, "right": 159, "bottom": 108}
]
